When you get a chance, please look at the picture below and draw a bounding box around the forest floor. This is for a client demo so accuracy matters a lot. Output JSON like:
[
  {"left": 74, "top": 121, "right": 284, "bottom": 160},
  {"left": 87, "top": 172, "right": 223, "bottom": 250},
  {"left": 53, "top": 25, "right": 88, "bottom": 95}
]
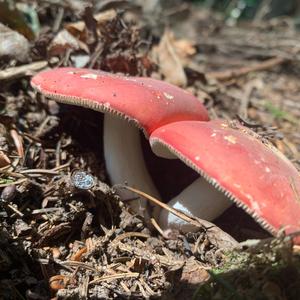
[{"left": 1, "top": 1, "right": 300, "bottom": 299}]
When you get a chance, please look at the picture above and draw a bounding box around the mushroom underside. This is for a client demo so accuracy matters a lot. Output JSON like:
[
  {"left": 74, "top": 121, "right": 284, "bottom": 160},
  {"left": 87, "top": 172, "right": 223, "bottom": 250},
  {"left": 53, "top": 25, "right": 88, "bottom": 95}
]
[
  {"left": 150, "top": 120, "right": 300, "bottom": 243},
  {"left": 152, "top": 137, "right": 279, "bottom": 235}
]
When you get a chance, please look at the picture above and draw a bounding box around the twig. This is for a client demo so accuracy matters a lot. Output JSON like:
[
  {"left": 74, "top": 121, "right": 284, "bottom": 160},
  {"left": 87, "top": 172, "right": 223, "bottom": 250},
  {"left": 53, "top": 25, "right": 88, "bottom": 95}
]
[
  {"left": 0, "top": 178, "right": 27, "bottom": 188},
  {"left": 89, "top": 273, "right": 140, "bottom": 285},
  {"left": 150, "top": 217, "right": 165, "bottom": 237},
  {"left": 236, "top": 115, "right": 261, "bottom": 128},
  {"left": 6, "top": 203, "right": 24, "bottom": 217},
  {"left": 207, "top": 57, "right": 285, "bottom": 81},
  {"left": 111, "top": 232, "right": 150, "bottom": 246},
  {"left": 0, "top": 61, "right": 49, "bottom": 81},
  {"left": 19, "top": 169, "right": 59, "bottom": 175},
  {"left": 52, "top": 160, "right": 72, "bottom": 171},
  {"left": 34, "top": 116, "right": 59, "bottom": 138}
]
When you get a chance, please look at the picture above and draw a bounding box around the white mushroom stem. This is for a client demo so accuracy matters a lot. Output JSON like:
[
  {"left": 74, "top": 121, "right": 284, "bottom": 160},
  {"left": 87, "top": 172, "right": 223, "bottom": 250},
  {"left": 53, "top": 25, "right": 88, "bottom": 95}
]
[
  {"left": 103, "top": 114, "right": 231, "bottom": 230},
  {"left": 158, "top": 178, "right": 232, "bottom": 232},
  {"left": 103, "top": 114, "right": 160, "bottom": 218}
]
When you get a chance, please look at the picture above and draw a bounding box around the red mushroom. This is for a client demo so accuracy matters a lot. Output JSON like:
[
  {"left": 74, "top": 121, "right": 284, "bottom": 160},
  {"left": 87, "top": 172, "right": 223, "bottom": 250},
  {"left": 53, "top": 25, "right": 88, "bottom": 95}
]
[
  {"left": 150, "top": 119, "right": 300, "bottom": 241},
  {"left": 31, "top": 67, "right": 212, "bottom": 218}
]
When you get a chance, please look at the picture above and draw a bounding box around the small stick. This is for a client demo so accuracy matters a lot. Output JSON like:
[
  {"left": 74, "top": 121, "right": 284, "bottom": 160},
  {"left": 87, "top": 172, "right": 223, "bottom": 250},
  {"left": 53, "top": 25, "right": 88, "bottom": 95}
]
[
  {"left": 150, "top": 217, "right": 165, "bottom": 237},
  {"left": 207, "top": 57, "right": 285, "bottom": 81},
  {"left": 0, "top": 61, "right": 49, "bottom": 81},
  {"left": 19, "top": 169, "right": 59, "bottom": 175},
  {"left": 89, "top": 273, "right": 140, "bottom": 285},
  {"left": 111, "top": 232, "right": 150, "bottom": 246},
  {"left": 6, "top": 203, "right": 24, "bottom": 217},
  {"left": 0, "top": 179, "right": 27, "bottom": 188}
]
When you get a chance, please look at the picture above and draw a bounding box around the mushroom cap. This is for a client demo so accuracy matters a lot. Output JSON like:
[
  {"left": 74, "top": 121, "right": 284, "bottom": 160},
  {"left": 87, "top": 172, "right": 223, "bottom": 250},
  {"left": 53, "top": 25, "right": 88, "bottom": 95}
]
[
  {"left": 150, "top": 120, "right": 300, "bottom": 240},
  {"left": 31, "top": 67, "right": 209, "bottom": 135}
]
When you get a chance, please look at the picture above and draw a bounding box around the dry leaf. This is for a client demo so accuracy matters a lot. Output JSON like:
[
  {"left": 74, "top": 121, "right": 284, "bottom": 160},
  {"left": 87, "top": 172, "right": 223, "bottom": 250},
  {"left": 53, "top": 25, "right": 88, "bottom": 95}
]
[
  {"left": 152, "top": 30, "right": 187, "bottom": 87},
  {"left": 173, "top": 39, "right": 196, "bottom": 58},
  {"left": 65, "top": 10, "right": 117, "bottom": 41},
  {"left": 180, "top": 258, "right": 210, "bottom": 285},
  {"left": 48, "top": 29, "right": 84, "bottom": 56}
]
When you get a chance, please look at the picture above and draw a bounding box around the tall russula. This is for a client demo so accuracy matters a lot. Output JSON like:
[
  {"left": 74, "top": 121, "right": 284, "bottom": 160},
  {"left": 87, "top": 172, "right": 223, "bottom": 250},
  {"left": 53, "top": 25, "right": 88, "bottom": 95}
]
[
  {"left": 150, "top": 120, "right": 300, "bottom": 243},
  {"left": 30, "top": 68, "right": 231, "bottom": 220}
]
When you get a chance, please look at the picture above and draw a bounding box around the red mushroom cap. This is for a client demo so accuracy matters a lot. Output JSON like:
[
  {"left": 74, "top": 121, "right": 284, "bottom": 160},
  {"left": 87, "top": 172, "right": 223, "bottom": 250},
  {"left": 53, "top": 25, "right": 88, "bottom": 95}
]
[
  {"left": 31, "top": 67, "right": 209, "bottom": 135},
  {"left": 150, "top": 120, "right": 300, "bottom": 240}
]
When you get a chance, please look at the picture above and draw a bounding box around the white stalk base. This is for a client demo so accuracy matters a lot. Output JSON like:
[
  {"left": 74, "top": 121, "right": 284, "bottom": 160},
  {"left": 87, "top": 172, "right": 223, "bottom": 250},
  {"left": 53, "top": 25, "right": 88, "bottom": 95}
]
[
  {"left": 158, "top": 177, "right": 232, "bottom": 232},
  {"left": 103, "top": 115, "right": 160, "bottom": 218}
]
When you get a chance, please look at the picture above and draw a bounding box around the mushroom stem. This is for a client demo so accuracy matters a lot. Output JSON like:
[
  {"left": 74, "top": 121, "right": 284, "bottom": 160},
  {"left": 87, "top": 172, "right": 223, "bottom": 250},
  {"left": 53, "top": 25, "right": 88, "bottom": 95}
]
[
  {"left": 104, "top": 114, "right": 231, "bottom": 228},
  {"left": 158, "top": 177, "right": 232, "bottom": 232},
  {"left": 103, "top": 114, "right": 160, "bottom": 218}
]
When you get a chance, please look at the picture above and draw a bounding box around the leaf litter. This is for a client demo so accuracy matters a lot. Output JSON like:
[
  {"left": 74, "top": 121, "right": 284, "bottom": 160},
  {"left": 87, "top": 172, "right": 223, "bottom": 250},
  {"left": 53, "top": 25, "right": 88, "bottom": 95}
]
[{"left": 0, "top": 0, "right": 300, "bottom": 299}]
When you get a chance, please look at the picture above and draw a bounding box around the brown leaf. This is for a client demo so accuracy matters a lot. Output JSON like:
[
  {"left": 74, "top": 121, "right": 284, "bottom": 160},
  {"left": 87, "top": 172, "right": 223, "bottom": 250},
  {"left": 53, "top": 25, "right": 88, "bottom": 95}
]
[
  {"left": 204, "top": 224, "right": 240, "bottom": 250},
  {"left": 173, "top": 39, "right": 196, "bottom": 58},
  {"left": 152, "top": 30, "right": 187, "bottom": 87},
  {"left": 65, "top": 10, "right": 117, "bottom": 42},
  {"left": 48, "top": 29, "right": 84, "bottom": 56},
  {"left": 180, "top": 258, "right": 210, "bottom": 285},
  {"left": 70, "top": 247, "right": 87, "bottom": 261}
]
